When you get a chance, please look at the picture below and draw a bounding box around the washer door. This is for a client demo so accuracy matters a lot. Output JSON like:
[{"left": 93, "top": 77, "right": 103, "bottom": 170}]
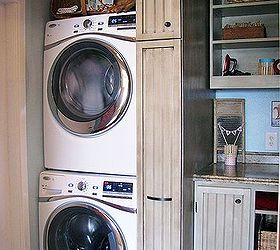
[
  {"left": 48, "top": 39, "right": 132, "bottom": 136},
  {"left": 45, "top": 203, "right": 126, "bottom": 250}
]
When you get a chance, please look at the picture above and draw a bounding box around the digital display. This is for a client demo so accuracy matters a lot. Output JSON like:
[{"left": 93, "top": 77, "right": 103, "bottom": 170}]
[
  {"left": 108, "top": 14, "right": 136, "bottom": 26},
  {"left": 103, "top": 181, "right": 133, "bottom": 194}
]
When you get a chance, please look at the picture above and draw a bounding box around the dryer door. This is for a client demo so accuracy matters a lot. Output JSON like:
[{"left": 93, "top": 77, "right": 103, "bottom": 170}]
[
  {"left": 45, "top": 203, "right": 126, "bottom": 250},
  {"left": 48, "top": 39, "right": 132, "bottom": 136}
]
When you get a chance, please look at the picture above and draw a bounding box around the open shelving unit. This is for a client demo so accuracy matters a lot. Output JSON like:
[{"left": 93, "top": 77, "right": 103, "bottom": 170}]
[
  {"left": 210, "top": 0, "right": 280, "bottom": 89},
  {"left": 254, "top": 190, "right": 278, "bottom": 249}
]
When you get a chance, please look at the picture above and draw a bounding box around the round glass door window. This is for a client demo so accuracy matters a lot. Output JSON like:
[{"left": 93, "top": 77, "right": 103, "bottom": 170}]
[
  {"left": 48, "top": 40, "right": 132, "bottom": 136},
  {"left": 46, "top": 204, "right": 126, "bottom": 250}
]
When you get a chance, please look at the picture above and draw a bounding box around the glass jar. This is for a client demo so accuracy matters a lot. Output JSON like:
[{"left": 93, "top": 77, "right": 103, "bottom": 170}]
[{"left": 258, "top": 58, "right": 275, "bottom": 75}]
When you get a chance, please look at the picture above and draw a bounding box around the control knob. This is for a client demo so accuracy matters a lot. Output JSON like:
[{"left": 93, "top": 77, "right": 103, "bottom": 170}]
[
  {"left": 83, "top": 19, "right": 92, "bottom": 29},
  {"left": 77, "top": 181, "right": 87, "bottom": 191}
]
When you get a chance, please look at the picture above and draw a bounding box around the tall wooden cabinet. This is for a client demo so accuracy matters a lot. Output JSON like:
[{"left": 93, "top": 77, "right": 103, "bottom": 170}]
[
  {"left": 137, "top": 40, "right": 182, "bottom": 249},
  {"left": 136, "top": 0, "right": 214, "bottom": 249}
]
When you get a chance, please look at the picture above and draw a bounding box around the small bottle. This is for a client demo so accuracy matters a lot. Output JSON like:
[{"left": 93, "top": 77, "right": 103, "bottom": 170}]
[{"left": 258, "top": 58, "right": 275, "bottom": 75}]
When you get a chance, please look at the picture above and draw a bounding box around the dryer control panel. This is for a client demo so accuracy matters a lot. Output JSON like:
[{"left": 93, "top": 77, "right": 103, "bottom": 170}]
[{"left": 45, "top": 11, "right": 136, "bottom": 46}]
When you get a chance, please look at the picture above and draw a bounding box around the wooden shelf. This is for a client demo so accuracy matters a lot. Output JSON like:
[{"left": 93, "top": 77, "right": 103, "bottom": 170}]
[
  {"left": 255, "top": 209, "right": 278, "bottom": 216},
  {"left": 210, "top": 75, "right": 280, "bottom": 89},
  {"left": 213, "top": 0, "right": 279, "bottom": 17},
  {"left": 213, "top": 37, "right": 280, "bottom": 49}
]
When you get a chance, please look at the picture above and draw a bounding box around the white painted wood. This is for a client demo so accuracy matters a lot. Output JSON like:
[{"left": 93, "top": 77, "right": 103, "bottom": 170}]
[
  {"left": 213, "top": 0, "right": 279, "bottom": 10},
  {"left": 211, "top": 75, "right": 280, "bottom": 88},
  {"left": 213, "top": 0, "right": 279, "bottom": 16},
  {"left": 194, "top": 181, "right": 278, "bottom": 250},
  {"left": 0, "top": 1, "right": 31, "bottom": 250},
  {"left": 255, "top": 210, "right": 278, "bottom": 215},
  {"left": 0, "top": 5, "right": 12, "bottom": 250},
  {"left": 136, "top": 0, "right": 181, "bottom": 40},
  {"left": 194, "top": 186, "right": 251, "bottom": 250},
  {"left": 137, "top": 39, "right": 181, "bottom": 250}
]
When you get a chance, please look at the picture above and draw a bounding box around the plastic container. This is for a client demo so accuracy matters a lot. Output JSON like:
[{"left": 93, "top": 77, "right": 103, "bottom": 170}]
[{"left": 258, "top": 58, "right": 275, "bottom": 75}]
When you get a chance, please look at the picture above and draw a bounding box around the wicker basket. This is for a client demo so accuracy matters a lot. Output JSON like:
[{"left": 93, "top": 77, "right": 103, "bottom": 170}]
[
  {"left": 258, "top": 231, "right": 277, "bottom": 250},
  {"left": 223, "top": 25, "right": 266, "bottom": 40},
  {"left": 51, "top": 0, "right": 87, "bottom": 19}
]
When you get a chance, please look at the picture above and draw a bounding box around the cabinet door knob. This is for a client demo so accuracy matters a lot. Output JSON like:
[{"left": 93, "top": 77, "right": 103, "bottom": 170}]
[
  {"left": 164, "top": 21, "right": 172, "bottom": 27},
  {"left": 235, "top": 198, "right": 242, "bottom": 204}
]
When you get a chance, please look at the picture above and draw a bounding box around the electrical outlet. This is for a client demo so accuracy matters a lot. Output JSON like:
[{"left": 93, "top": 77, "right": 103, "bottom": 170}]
[{"left": 265, "top": 132, "right": 278, "bottom": 151}]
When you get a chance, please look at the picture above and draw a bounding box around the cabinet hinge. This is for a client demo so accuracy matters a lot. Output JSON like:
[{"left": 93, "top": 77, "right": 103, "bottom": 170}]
[{"left": 195, "top": 201, "right": 197, "bottom": 213}]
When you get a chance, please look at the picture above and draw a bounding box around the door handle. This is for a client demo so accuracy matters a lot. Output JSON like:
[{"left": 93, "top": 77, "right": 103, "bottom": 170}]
[{"left": 147, "top": 196, "right": 172, "bottom": 202}]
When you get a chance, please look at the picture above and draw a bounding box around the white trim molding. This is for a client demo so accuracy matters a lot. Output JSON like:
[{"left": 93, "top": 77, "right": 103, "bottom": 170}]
[{"left": 0, "top": 1, "right": 31, "bottom": 249}]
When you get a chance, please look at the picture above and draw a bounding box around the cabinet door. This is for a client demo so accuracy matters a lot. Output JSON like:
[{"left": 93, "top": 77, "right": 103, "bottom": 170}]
[
  {"left": 137, "top": 40, "right": 181, "bottom": 250},
  {"left": 194, "top": 186, "right": 251, "bottom": 250},
  {"left": 136, "top": 0, "right": 181, "bottom": 40}
]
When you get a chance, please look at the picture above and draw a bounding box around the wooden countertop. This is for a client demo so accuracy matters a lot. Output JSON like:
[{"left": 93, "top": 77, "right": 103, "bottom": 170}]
[{"left": 193, "top": 163, "right": 279, "bottom": 186}]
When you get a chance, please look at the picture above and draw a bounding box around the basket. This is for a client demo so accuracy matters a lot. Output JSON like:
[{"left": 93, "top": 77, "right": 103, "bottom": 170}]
[
  {"left": 258, "top": 231, "right": 277, "bottom": 250},
  {"left": 51, "top": 0, "right": 87, "bottom": 19},
  {"left": 223, "top": 25, "right": 266, "bottom": 40}
]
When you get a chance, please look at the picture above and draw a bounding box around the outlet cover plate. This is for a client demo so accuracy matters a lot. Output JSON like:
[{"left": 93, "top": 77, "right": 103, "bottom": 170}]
[{"left": 265, "top": 132, "right": 278, "bottom": 151}]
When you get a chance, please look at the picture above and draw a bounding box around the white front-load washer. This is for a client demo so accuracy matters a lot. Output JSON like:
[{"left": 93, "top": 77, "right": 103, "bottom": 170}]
[
  {"left": 39, "top": 170, "right": 137, "bottom": 250},
  {"left": 43, "top": 12, "right": 136, "bottom": 175}
]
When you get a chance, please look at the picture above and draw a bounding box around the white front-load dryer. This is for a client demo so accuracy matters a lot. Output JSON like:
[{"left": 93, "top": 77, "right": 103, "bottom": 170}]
[
  {"left": 43, "top": 12, "right": 136, "bottom": 175},
  {"left": 39, "top": 170, "right": 137, "bottom": 250}
]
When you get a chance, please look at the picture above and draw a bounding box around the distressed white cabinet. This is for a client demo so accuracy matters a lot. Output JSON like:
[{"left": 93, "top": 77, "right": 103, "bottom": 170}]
[
  {"left": 194, "top": 184, "right": 251, "bottom": 250},
  {"left": 137, "top": 39, "right": 182, "bottom": 250},
  {"left": 136, "top": 1, "right": 213, "bottom": 249},
  {"left": 136, "top": 0, "right": 181, "bottom": 40}
]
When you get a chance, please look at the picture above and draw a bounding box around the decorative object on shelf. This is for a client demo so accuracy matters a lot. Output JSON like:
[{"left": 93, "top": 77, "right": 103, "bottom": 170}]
[
  {"left": 273, "top": 59, "right": 280, "bottom": 75},
  {"left": 214, "top": 99, "right": 245, "bottom": 164},
  {"left": 51, "top": 0, "right": 87, "bottom": 19},
  {"left": 271, "top": 101, "right": 280, "bottom": 127},
  {"left": 223, "top": 54, "right": 251, "bottom": 76},
  {"left": 223, "top": 21, "right": 266, "bottom": 40},
  {"left": 218, "top": 123, "right": 243, "bottom": 166},
  {"left": 258, "top": 58, "right": 275, "bottom": 75},
  {"left": 223, "top": 144, "right": 238, "bottom": 165}
]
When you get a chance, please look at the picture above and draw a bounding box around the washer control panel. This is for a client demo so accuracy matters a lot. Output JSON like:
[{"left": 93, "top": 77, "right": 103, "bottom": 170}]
[{"left": 39, "top": 171, "right": 136, "bottom": 202}]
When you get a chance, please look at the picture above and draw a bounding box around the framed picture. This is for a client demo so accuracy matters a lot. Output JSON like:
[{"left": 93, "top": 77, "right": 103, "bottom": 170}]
[{"left": 271, "top": 101, "right": 280, "bottom": 127}]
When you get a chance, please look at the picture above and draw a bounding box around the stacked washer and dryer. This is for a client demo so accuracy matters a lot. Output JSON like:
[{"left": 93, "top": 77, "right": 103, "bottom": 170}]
[{"left": 40, "top": 12, "right": 137, "bottom": 250}]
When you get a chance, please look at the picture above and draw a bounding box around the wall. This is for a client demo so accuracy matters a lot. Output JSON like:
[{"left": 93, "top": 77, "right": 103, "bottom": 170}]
[
  {"left": 25, "top": 0, "right": 50, "bottom": 249},
  {"left": 216, "top": 89, "right": 280, "bottom": 152}
]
